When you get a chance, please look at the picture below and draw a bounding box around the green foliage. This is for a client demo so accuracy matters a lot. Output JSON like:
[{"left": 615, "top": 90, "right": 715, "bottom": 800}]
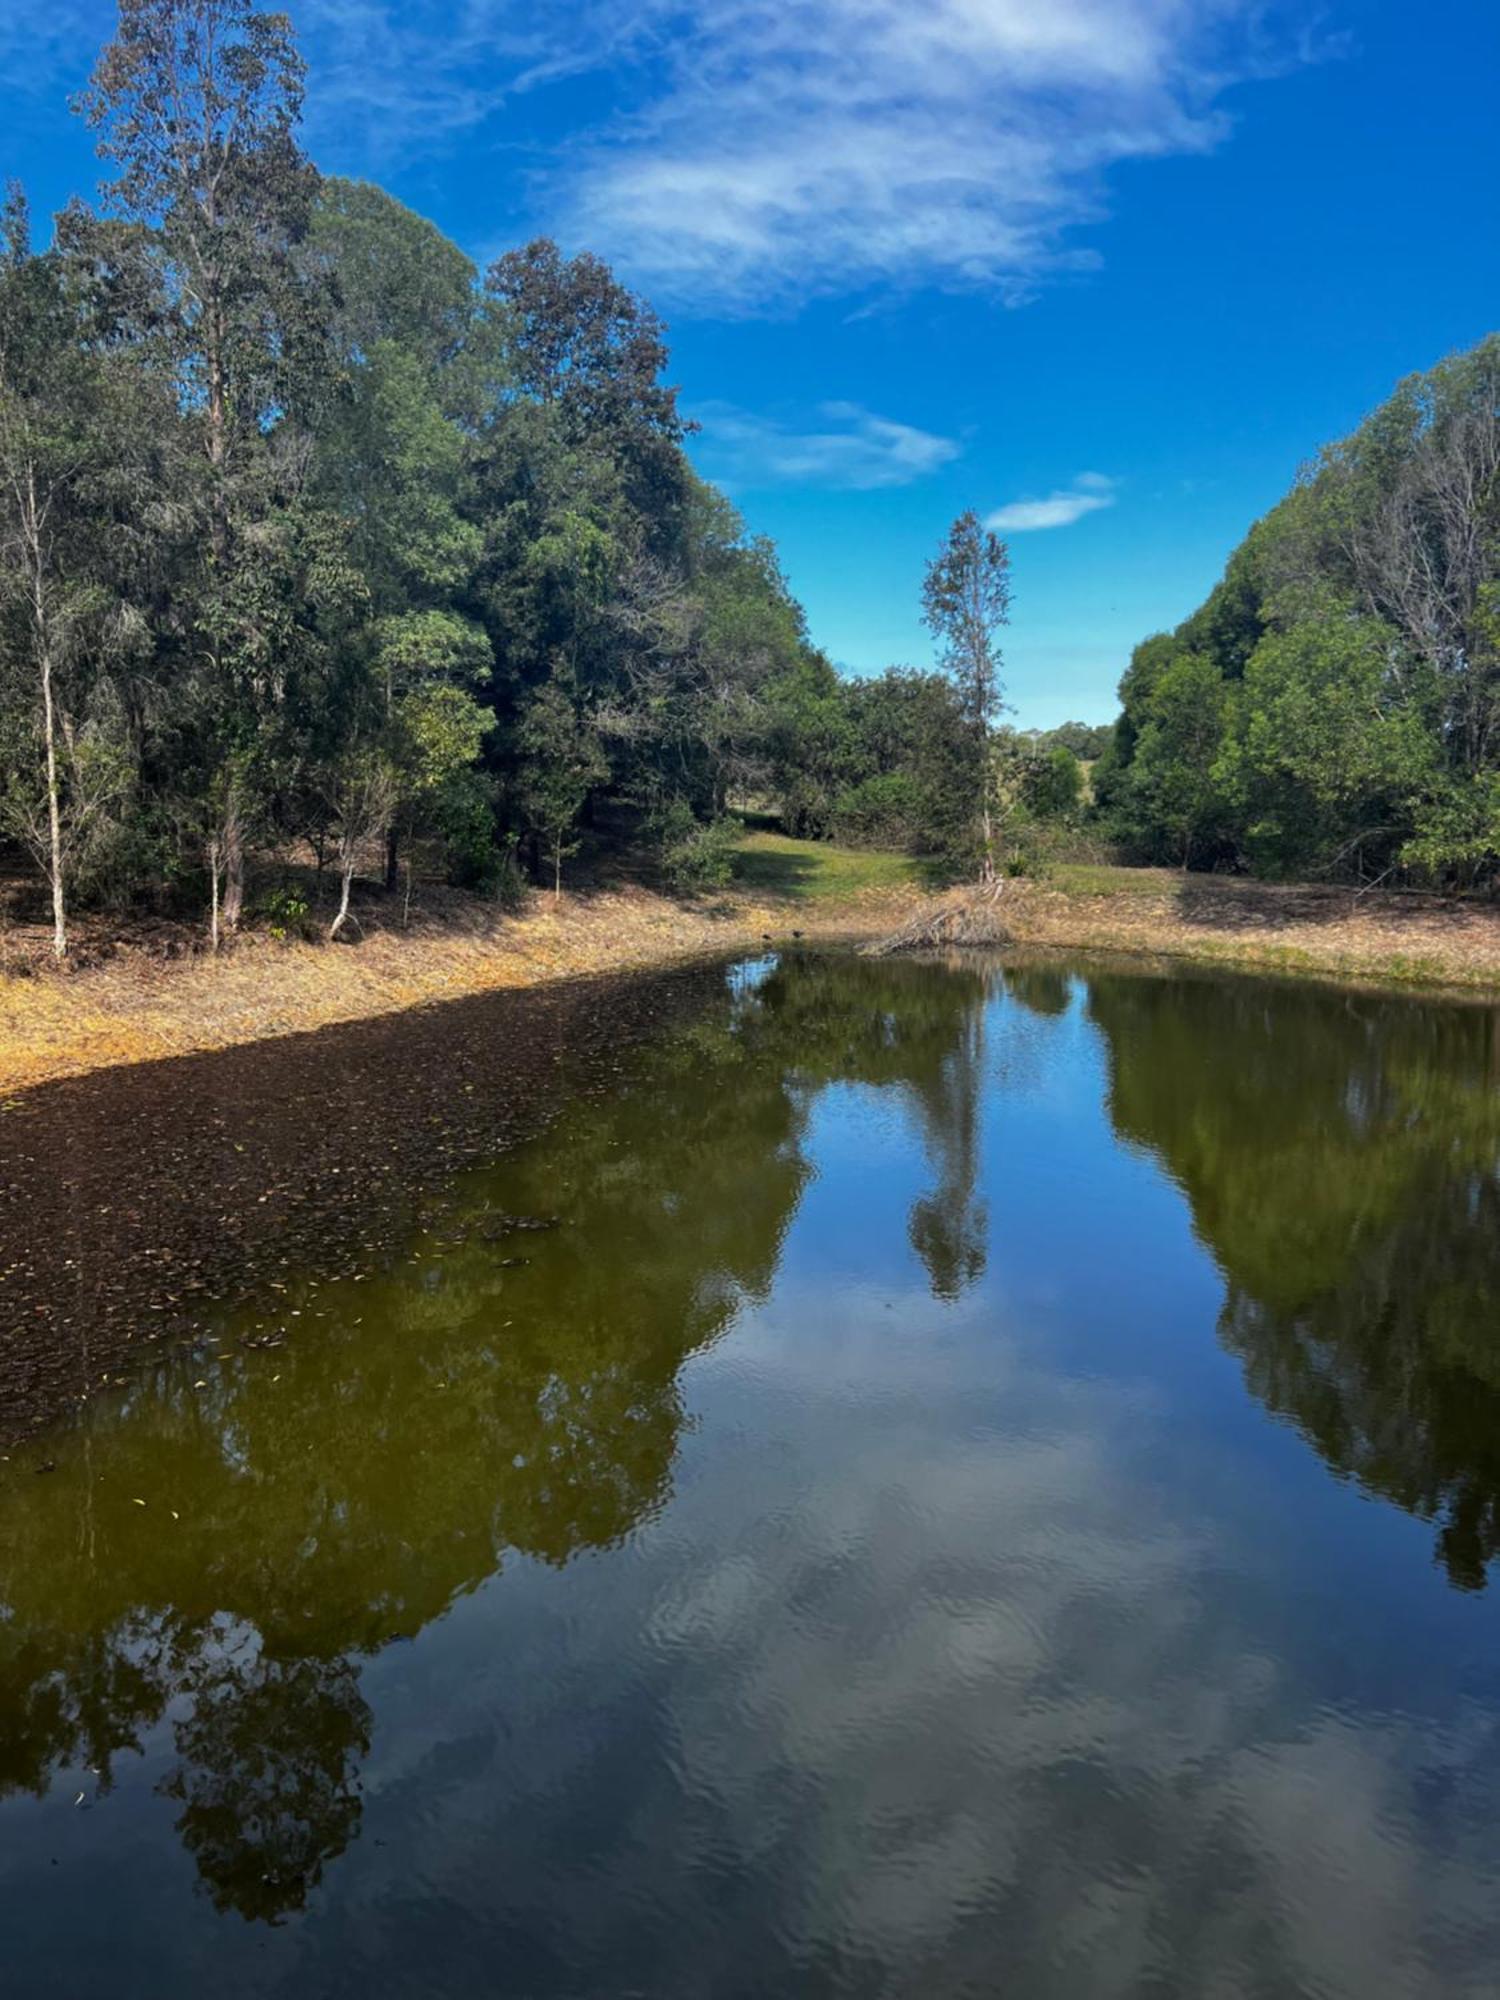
[
  {"left": 1025, "top": 745, "right": 1084, "bottom": 821},
  {"left": 1125, "top": 653, "right": 1232, "bottom": 867},
  {"left": 3, "top": 1, "right": 903, "bottom": 930},
  {"left": 261, "top": 885, "right": 312, "bottom": 940},
  {"left": 921, "top": 510, "right": 1012, "bottom": 875},
  {"left": 1102, "top": 335, "right": 1500, "bottom": 885},
  {"left": 1044, "top": 720, "right": 1112, "bottom": 761},
  {"left": 649, "top": 800, "right": 740, "bottom": 892},
  {"left": 515, "top": 673, "right": 608, "bottom": 892}
]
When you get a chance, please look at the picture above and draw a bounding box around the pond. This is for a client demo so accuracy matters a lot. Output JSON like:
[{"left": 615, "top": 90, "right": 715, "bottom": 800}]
[{"left": 2, "top": 951, "right": 1500, "bottom": 1997}]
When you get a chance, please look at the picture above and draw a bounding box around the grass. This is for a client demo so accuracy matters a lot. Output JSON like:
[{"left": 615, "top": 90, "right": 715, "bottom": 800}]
[
  {"left": 729, "top": 826, "right": 928, "bottom": 901},
  {"left": 1048, "top": 862, "right": 1178, "bottom": 898}
]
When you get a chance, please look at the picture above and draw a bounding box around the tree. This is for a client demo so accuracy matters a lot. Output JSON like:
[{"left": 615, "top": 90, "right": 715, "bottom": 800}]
[
  {"left": 1128, "top": 653, "right": 1231, "bottom": 868},
  {"left": 515, "top": 671, "right": 607, "bottom": 897},
  {"left": 78, "top": 0, "right": 329, "bottom": 935},
  {"left": 312, "top": 178, "right": 479, "bottom": 389},
  {"left": 0, "top": 191, "right": 139, "bottom": 956},
  {"left": 323, "top": 749, "right": 399, "bottom": 939},
  {"left": 921, "top": 511, "right": 1012, "bottom": 879},
  {"left": 1214, "top": 607, "right": 1432, "bottom": 879},
  {"left": 1025, "top": 744, "right": 1084, "bottom": 821},
  {"left": 1103, "top": 335, "right": 1499, "bottom": 886}
]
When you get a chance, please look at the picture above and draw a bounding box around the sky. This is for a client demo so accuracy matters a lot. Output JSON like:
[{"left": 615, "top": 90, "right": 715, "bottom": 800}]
[{"left": 5, "top": 1, "right": 1497, "bottom": 727}]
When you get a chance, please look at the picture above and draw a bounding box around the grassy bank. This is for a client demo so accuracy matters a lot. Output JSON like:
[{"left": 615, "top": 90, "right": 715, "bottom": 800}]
[
  {"left": 5, "top": 843, "right": 1499, "bottom": 1094},
  {"left": 1002, "top": 864, "right": 1500, "bottom": 996},
  {"left": 0, "top": 831, "right": 928, "bottom": 1093}
]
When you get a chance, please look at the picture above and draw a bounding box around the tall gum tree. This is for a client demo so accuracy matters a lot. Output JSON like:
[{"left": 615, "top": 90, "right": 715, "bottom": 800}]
[
  {"left": 77, "top": 0, "right": 325, "bottom": 937},
  {"left": 922, "top": 510, "right": 1012, "bottom": 881}
]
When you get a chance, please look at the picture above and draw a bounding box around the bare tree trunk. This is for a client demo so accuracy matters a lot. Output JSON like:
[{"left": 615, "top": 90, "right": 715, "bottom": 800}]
[
  {"left": 977, "top": 725, "right": 995, "bottom": 883},
  {"left": 39, "top": 648, "right": 66, "bottom": 959},
  {"left": 208, "top": 836, "right": 222, "bottom": 953},
  {"left": 384, "top": 823, "right": 400, "bottom": 894},
  {"left": 221, "top": 789, "right": 245, "bottom": 932},
  {"left": 329, "top": 850, "right": 355, "bottom": 939},
  {"left": 554, "top": 840, "right": 562, "bottom": 902},
  {"left": 21, "top": 466, "right": 67, "bottom": 957}
]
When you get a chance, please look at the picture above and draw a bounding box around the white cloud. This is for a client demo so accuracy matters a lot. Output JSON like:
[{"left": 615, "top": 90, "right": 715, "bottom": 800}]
[
  {"left": 690, "top": 400, "right": 962, "bottom": 490},
  {"left": 24, "top": 2, "right": 1315, "bottom": 314},
  {"left": 546, "top": 1, "right": 1308, "bottom": 312},
  {"left": 988, "top": 472, "right": 1119, "bottom": 531}
]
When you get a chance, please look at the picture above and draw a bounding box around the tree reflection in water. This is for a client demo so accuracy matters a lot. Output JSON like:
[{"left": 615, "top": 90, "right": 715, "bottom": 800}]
[
  {"left": 4, "top": 952, "right": 1497, "bottom": 1927},
  {"left": 1086, "top": 971, "right": 1500, "bottom": 1590},
  {"left": 0, "top": 953, "right": 992, "bottom": 1917}
]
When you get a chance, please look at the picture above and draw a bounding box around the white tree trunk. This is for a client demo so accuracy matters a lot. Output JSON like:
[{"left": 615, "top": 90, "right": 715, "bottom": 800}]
[
  {"left": 38, "top": 639, "right": 66, "bottom": 958},
  {"left": 221, "top": 790, "right": 245, "bottom": 932},
  {"left": 328, "top": 853, "right": 355, "bottom": 939},
  {"left": 23, "top": 466, "right": 67, "bottom": 957}
]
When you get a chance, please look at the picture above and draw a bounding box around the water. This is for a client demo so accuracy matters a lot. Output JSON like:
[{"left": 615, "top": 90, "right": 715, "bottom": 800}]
[{"left": 2, "top": 951, "right": 1500, "bottom": 1997}]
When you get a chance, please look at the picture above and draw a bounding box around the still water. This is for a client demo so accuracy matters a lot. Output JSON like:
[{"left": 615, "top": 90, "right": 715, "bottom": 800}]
[{"left": 3, "top": 951, "right": 1500, "bottom": 1997}]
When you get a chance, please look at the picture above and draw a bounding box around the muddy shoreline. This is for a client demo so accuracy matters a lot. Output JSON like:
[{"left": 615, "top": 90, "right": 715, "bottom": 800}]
[{"left": 0, "top": 959, "right": 735, "bottom": 1449}]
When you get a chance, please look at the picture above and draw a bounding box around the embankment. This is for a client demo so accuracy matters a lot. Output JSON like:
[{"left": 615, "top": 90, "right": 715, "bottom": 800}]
[{"left": 4, "top": 865, "right": 1499, "bottom": 1098}]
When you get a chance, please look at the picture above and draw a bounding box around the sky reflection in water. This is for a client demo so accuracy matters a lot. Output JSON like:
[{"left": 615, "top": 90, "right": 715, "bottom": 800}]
[{"left": 2, "top": 953, "right": 1499, "bottom": 1997}]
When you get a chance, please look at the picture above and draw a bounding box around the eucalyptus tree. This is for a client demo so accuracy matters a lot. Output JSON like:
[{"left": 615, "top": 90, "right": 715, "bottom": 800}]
[
  {"left": 922, "top": 510, "right": 1012, "bottom": 879},
  {"left": 0, "top": 191, "right": 148, "bottom": 954},
  {"left": 77, "top": 0, "right": 331, "bottom": 935}
]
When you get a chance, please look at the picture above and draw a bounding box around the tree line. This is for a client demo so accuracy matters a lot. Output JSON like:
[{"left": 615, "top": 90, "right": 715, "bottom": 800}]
[
  {"left": 0, "top": 0, "right": 1012, "bottom": 958},
  {"left": 1096, "top": 336, "right": 1500, "bottom": 884}
]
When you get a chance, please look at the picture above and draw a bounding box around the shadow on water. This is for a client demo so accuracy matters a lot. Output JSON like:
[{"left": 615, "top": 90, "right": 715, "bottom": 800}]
[{"left": 0, "top": 948, "right": 1498, "bottom": 1951}]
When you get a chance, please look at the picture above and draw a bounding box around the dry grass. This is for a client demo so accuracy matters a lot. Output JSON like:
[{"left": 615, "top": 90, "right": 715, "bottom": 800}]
[
  {"left": 0, "top": 871, "right": 927, "bottom": 1093},
  {"left": 6, "top": 851, "right": 1500, "bottom": 1096},
  {"left": 1002, "top": 867, "right": 1500, "bottom": 996}
]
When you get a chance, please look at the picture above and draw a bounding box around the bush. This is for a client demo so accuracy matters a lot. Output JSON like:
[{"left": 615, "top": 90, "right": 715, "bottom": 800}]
[
  {"left": 649, "top": 800, "right": 739, "bottom": 891},
  {"left": 829, "top": 772, "right": 926, "bottom": 848}
]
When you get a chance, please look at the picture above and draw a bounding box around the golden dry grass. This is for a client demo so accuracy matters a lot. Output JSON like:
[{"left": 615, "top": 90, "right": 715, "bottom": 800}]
[
  {"left": 1003, "top": 868, "right": 1500, "bottom": 996},
  {"left": 0, "top": 876, "right": 928, "bottom": 1093},
  {"left": 5, "top": 855, "right": 1500, "bottom": 1096}
]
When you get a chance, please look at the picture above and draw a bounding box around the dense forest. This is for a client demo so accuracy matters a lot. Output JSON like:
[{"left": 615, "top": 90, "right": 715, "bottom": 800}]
[
  {"left": 1098, "top": 336, "right": 1500, "bottom": 885},
  {"left": 0, "top": 0, "right": 1013, "bottom": 957},
  {"left": 4, "top": 4, "right": 1495, "bottom": 964}
]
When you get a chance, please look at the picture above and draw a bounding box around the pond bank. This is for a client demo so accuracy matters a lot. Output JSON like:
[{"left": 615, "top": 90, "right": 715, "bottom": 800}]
[
  {"left": 5, "top": 866, "right": 1500, "bottom": 1095},
  {"left": 1006, "top": 866, "right": 1500, "bottom": 998},
  {"left": 0, "top": 880, "right": 921, "bottom": 1094}
]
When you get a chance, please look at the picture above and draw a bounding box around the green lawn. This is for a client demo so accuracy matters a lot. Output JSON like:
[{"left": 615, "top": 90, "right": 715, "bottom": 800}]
[
  {"left": 1049, "top": 862, "right": 1176, "bottom": 898},
  {"left": 730, "top": 826, "right": 925, "bottom": 902}
]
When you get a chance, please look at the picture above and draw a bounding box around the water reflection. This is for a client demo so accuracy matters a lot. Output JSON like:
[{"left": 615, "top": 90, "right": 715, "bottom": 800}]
[
  {"left": 1, "top": 952, "right": 1498, "bottom": 1981},
  {"left": 0, "top": 954, "right": 991, "bottom": 1918},
  {"left": 1086, "top": 974, "right": 1500, "bottom": 1589}
]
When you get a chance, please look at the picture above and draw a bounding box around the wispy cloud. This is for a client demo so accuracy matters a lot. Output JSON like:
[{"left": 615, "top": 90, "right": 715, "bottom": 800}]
[
  {"left": 20, "top": 2, "right": 1317, "bottom": 314},
  {"left": 546, "top": 1, "right": 1313, "bottom": 313},
  {"left": 690, "top": 401, "right": 961, "bottom": 491},
  {"left": 988, "top": 472, "right": 1118, "bottom": 532}
]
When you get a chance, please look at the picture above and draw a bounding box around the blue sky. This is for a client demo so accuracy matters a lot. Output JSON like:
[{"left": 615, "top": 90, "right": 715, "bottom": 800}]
[{"left": 6, "top": 1, "right": 1497, "bottom": 726}]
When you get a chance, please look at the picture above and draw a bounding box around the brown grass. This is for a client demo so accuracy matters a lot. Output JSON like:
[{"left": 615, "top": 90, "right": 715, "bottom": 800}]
[
  {"left": 1003, "top": 866, "right": 1500, "bottom": 996},
  {"left": 0, "top": 873, "right": 928, "bottom": 1093},
  {"left": 6, "top": 856, "right": 1500, "bottom": 1096}
]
